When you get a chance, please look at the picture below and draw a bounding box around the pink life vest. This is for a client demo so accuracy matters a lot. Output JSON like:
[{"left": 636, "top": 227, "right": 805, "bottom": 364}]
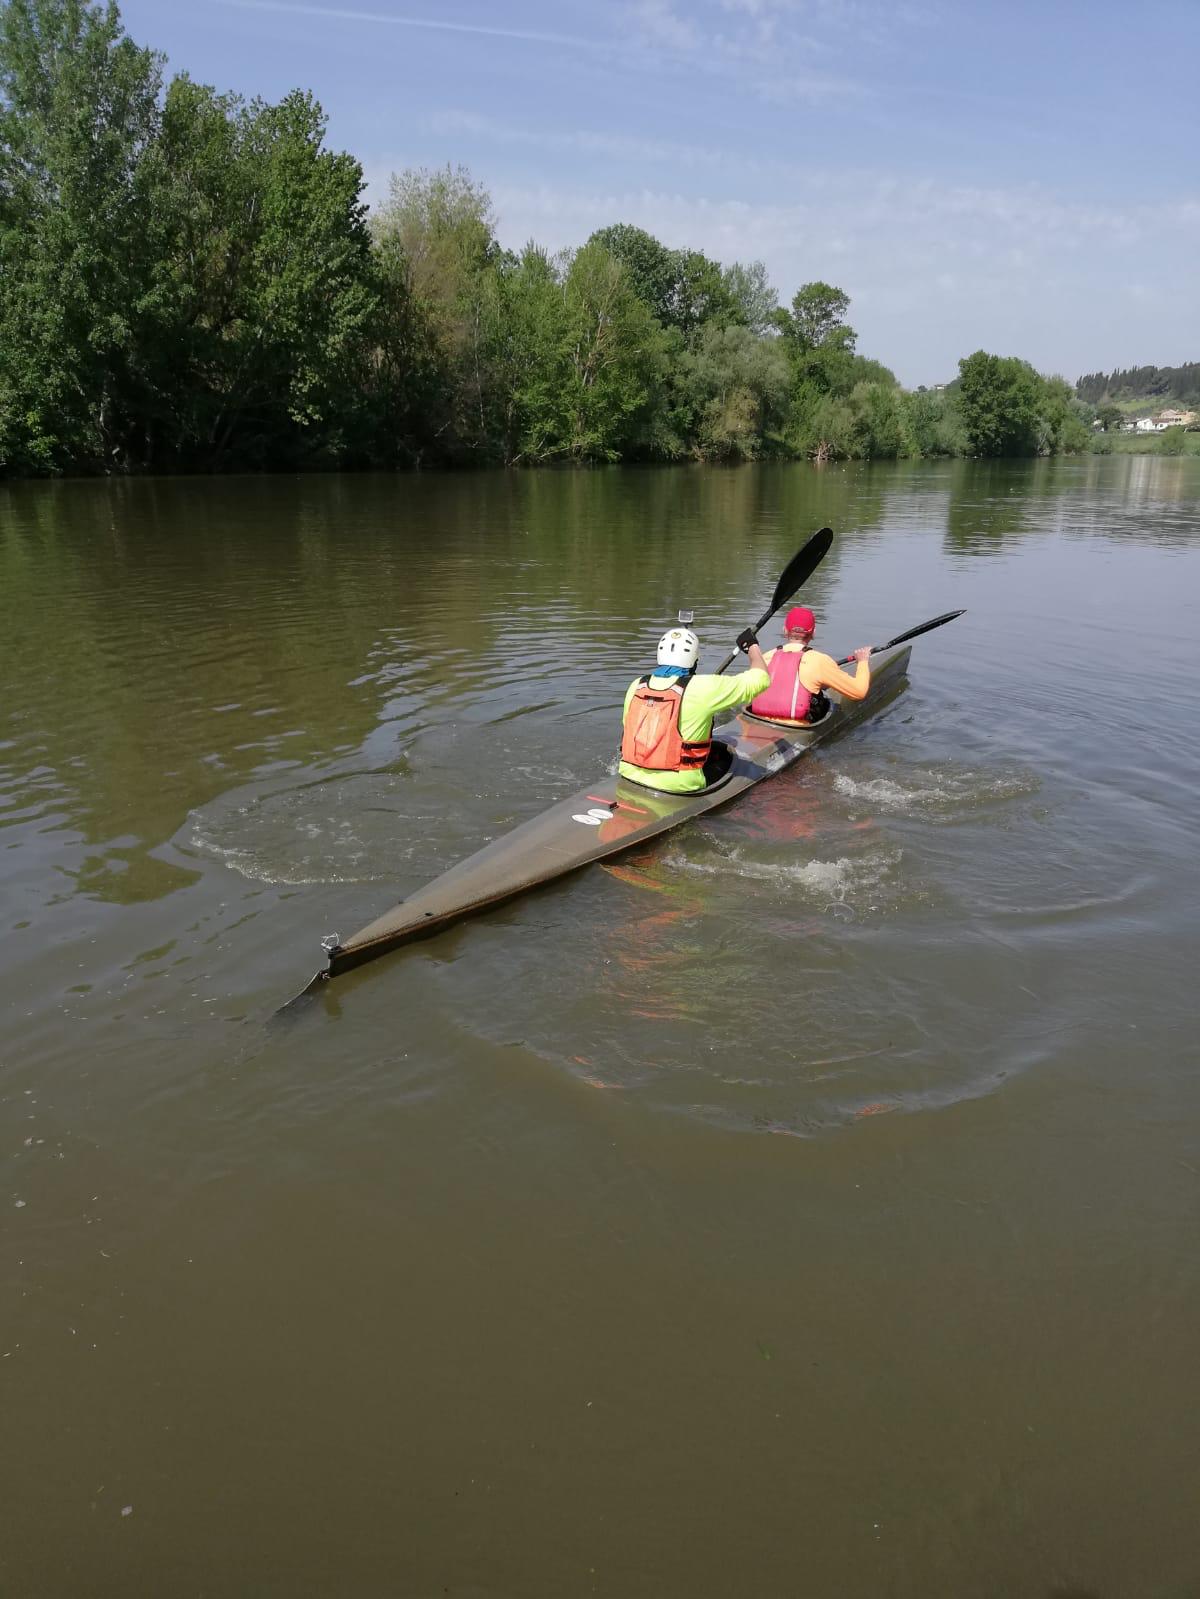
[{"left": 750, "top": 648, "right": 815, "bottom": 722}]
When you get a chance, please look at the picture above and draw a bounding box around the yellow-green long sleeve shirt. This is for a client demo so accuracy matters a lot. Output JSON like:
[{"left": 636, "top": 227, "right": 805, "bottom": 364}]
[{"left": 619, "top": 667, "right": 770, "bottom": 794}]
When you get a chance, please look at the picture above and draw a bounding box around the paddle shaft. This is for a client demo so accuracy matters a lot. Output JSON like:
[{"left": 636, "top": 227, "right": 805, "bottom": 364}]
[
  {"left": 836, "top": 609, "right": 964, "bottom": 666},
  {"left": 712, "top": 527, "right": 833, "bottom": 675}
]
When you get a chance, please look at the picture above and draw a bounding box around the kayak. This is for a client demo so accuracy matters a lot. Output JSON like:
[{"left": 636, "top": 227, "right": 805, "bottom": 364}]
[{"left": 293, "top": 640, "right": 912, "bottom": 996}]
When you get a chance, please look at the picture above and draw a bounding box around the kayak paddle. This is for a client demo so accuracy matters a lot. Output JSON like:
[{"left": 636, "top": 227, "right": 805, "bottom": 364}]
[
  {"left": 837, "top": 609, "right": 965, "bottom": 665},
  {"left": 712, "top": 526, "right": 834, "bottom": 675}
]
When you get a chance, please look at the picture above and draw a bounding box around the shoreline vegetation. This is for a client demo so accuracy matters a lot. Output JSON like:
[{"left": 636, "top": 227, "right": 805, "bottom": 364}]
[{"left": 0, "top": 1, "right": 1193, "bottom": 481}]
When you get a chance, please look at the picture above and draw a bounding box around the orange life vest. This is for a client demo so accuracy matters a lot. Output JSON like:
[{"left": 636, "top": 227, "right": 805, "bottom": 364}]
[{"left": 620, "top": 676, "right": 712, "bottom": 772}]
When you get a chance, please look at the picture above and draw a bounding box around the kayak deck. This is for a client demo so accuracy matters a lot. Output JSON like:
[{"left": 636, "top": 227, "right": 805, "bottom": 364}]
[{"left": 297, "top": 642, "right": 910, "bottom": 992}]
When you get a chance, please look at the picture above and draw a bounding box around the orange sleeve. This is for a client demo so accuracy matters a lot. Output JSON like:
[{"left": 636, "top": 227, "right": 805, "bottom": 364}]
[{"left": 803, "top": 650, "right": 871, "bottom": 701}]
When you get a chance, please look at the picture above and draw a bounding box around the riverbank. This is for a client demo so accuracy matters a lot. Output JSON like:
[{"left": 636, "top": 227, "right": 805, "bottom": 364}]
[{"left": 1091, "top": 430, "right": 1200, "bottom": 455}]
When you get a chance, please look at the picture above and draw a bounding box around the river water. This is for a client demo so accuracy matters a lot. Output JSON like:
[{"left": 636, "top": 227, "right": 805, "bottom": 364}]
[{"left": 2, "top": 456, "right": 1198, "bottom": 1597}]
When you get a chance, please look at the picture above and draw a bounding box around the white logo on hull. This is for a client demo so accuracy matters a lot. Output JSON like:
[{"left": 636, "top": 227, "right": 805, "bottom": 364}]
[{"left": 571, "top": 806, "right": 614, "bottom": 826}]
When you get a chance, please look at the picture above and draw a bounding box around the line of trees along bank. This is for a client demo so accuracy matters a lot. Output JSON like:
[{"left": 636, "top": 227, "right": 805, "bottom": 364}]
[
  {"left": 1076, "top": 363, "right": 1200, "bottom": 407},
  {"left": 0, "top": 0, "right": 1093, "bottom": 477}
]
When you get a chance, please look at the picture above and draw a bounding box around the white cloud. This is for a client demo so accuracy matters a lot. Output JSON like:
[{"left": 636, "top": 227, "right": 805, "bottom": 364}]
[
  {"left": 220, "top": 0, "right": 869, "bottom": 100},
  {"left": 216, "top": 0, "right": 612, "bottom": 51},
  {"left": 628, "top": 0, "right": 702, "bottom": 51}
]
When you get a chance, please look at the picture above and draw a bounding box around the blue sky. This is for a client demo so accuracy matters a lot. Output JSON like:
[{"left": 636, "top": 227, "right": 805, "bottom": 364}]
[{"left": 123, "top": 0, "right": 1199, "bottom": 386}]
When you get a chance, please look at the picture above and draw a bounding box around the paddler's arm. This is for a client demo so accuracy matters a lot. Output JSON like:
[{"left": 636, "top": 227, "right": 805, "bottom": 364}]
[
  {"left": 808, "top": 647, "right": 872, "bottom": 702},
  {"left": 689, "top": 644, "right": 770, "bottom": 720},
  {"left": 744, "top": 640, "right": 768, "bottom": 678}
]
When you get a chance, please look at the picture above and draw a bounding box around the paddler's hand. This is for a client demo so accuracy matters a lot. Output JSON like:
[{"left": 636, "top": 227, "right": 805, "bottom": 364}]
[
  {"left": 734, "top": 630, "right": 766, "bottom": 674},
  {"left": 852, "top": 647, "right": 873, "bottom": 662}
]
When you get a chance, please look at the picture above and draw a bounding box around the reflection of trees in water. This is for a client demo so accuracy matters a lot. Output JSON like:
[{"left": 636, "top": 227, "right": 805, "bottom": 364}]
[
  {"left": 0, "top": 462, "right": 942, "bottom": 906},
  {"left": 943, "top": 454, "right": 1200, "bottom": 557},
  {"left": 944, "top": 459, "right": 1039, "bottom": 554},
  {"left": 0, "top": 477, "right": 403, "bottom": 900}
]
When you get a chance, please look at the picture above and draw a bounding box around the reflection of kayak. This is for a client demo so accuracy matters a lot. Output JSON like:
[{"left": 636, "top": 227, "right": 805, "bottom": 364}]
[{"left": 295, "top": 642, "right": 911, "bottom": 995}]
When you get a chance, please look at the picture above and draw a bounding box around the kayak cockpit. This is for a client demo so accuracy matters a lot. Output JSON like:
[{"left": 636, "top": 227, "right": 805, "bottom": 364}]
[{"left": 742, "top": 704, "right": 834, "bottom": 732}]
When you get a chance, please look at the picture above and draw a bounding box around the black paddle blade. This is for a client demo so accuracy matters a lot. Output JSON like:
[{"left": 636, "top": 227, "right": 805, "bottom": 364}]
[
  {"left": 712, "top": 525, "right": 835, "bottom": 675},
  {"left": 837, "top": 609, "right": 964, "bottom": 665},
  {"left": 769, "top": 527, "right": 833, "bottom": 617},
  {"left": 880, "top": 609, "right": 965, "bottom": 650}
]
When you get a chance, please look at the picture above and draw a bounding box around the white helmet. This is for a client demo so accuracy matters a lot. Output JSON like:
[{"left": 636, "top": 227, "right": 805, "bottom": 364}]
[{"left": 657, "top": 627, "right": 699, "bottom": 670}]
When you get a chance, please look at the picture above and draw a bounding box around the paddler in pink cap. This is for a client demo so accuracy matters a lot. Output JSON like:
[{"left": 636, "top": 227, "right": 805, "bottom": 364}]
[{"left": 749, "top": 605, "right": 874, "bottom": 726}]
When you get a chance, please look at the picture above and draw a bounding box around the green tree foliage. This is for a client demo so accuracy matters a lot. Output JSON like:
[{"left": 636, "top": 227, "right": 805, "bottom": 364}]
[
  {"left": 1096, "top": 402, "right": 1124, "bottom": 432},
  {"left": 773, "top": 281, "right": 905, "bottom": 460},
  {"left": 559, "top": 242, "right": 665, "bottom": 461},
  {"left": 679, "top": 322, "right": 790, "bottom": 459},
  {"left": 140, "top": 81, "right": 375, "bottom": 468},
  {"left": 0, "top": 0, "right": 161, "bottom": 471},
  {"left": 956, "top": 351, "right": 1045, "bottom": 456},
  {"left": 1155, "top": 425, "right": 1187, "bottom": 456},
  {"left": 369, "top": 164, "right": 499, "bottom": 459},
  {"left": 0, "top": 0, "right": 1108, "bottom": 476},
  {"left": 957, "top": 353, "right": 1091, "bottom": 458},
  {"left": 779, "top": 281, "right": 853, "bottom": 353},
  {"left": 850, "top": 382, "right": 907, "bottom": 459},
  {"left": 1077, "top": 362, "right": 1200, "bottom": 407},
  {"left": 474, "top": 244, "right": 567, "bottom": 465},
  {"left": 900, "top": 388, "right": 958, "bottom": 456},
  {"left": 721, "top": 260, "right": 778, "bottom": 335},
  {"left": 586, "top": 223, "right": 736, "bottom": 333},
  {"left": 1036, "top": 376, "right": 1091, "bottom": 455},
  {"left": 0, "top": 0, "right": 374, "bottom": 471}
]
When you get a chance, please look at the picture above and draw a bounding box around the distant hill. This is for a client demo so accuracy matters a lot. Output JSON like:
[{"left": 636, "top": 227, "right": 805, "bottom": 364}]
[{"left": 1076, "top": 363, "right": 1200, "bottom": 406}]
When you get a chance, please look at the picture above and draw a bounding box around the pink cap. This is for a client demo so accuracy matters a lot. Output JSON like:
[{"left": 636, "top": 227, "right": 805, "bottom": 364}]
[{"left": 784, "top": 606, "right": 815, "bottom": 634}]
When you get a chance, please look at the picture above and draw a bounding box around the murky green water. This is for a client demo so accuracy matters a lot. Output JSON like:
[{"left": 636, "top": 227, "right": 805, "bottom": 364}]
[{"left": 3, "top": 456, "right": 1199, "bottom": 1597}]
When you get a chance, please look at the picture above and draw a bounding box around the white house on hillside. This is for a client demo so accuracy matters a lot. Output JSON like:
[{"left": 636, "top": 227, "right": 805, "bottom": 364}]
[{"left": 1137, "top": 408, "right": 1198, "bottom": 432}]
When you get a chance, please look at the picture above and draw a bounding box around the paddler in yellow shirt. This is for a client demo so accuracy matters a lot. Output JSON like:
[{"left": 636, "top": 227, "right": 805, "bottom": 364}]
[{"left": 619, "top": 625, "right": 769, "bottom": 794}]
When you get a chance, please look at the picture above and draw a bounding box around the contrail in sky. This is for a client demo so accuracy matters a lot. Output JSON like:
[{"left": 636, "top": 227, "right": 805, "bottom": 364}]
[{"left": 215, "top": 0, "right": 610, "bottom": 51}]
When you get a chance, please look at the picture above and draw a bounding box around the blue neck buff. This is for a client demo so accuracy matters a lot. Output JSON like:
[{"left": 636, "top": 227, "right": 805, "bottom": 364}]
[{"left": 652, "top": 664, "right": 692, "bottom": 679}]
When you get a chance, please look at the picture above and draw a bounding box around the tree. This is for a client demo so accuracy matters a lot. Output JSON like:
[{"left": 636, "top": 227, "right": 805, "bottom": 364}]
[
  {"left": 849, "top": 381, "right": 906, "bottom": 459},
  {"left": 1156, "top": 425, "right": 1187, "bottom": 456},
  {"left": 721, "top": 260, "right": 778, "bottom": 335},
  {"left": 587, "top": 224, "right": 675, "bottom": 323},
  {"left": 559, "top": 242, "right": 665, "bottom": 460},
  {"left": 0, "top": 0, "right": 162, "bottom": 471},
  {"left": 370, "top": 164, "right": 499, "bottom": 457},
  {"left": 373, "top": 164, "right": 495, "bottom": 313},
  {"left": 586, "top": 223, "right": 736, "bottom": 333},
  {"left": 680, "top": 322, "right": 790, "bottom": 459},
  {"left": 476, "top": 244, "right": 569, "bottom": 465},
  {"left": 1097, "top": 402, "right": 1123, "bottom": 432},
  {"left": 955, "top": 351, "right": 1044, "bottom": 456},
  {"left": 1037, "top": 376, "right": 1090, "bottom": 454},
  {"left": 780, "top": 281, "right": 853, "bottom": 353},
  {"left": 137, "top": 81, "right": 376, "bottom": 468},
  {"left": 805, "top": 394, "right": 857, "bottom": 463},
  {"left": 901, "top": 388, "right": 956, "bottom": 456}
]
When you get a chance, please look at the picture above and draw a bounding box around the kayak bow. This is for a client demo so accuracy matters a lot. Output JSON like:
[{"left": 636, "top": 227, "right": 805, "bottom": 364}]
[{"left": 290, "top": 640, "right": 912, "bottom": 999}]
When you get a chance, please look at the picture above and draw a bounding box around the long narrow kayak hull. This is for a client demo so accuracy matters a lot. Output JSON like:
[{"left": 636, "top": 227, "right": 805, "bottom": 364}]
[{"left": 295, "top": 643, "right": 910, "bottom": 993}]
